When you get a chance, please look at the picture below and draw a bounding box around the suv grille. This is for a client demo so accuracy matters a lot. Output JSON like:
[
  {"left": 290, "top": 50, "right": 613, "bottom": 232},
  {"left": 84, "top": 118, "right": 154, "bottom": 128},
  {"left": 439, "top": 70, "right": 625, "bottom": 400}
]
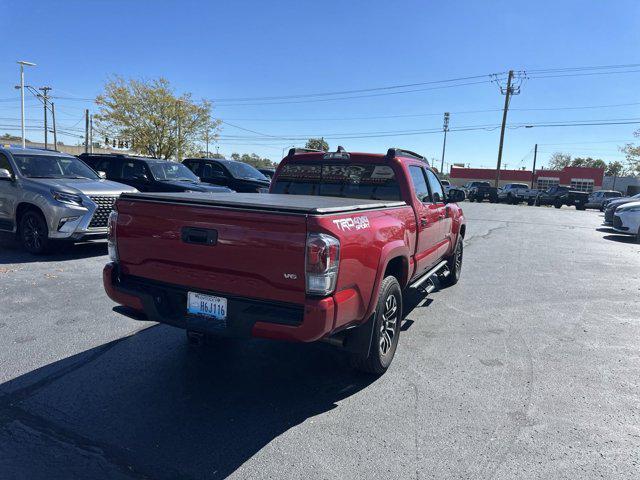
[
  {"left": 613, "top": 215, "right": 623, "bottom": 230},
  {"left": 89, "top": 196, "right": 117, "bottom": 228}
]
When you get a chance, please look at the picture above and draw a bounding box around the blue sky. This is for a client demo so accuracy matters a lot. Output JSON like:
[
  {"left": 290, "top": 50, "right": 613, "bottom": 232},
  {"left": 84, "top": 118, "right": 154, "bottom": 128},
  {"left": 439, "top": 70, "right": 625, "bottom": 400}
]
[{"left": 2, "top": 0, "right": 639, "bottom": 169}]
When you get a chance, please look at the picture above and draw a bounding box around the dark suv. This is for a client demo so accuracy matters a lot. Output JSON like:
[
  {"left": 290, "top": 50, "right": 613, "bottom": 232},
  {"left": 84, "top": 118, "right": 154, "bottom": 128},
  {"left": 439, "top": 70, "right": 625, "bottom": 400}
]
[
  {"left": 182, "top": 158, "right": 271, "bottom": 193},
  {"left": 79, "top": 154, "right": 232, "bottom": 193}
]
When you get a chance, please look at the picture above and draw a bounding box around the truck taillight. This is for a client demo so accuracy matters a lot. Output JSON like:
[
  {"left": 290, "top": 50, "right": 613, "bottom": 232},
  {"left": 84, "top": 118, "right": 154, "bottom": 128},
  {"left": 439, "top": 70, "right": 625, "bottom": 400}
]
[
  {"left": 107, "top": 210, "right": 118, "bottom": 262},
  {"left": 305, "top": 233, "right": 340, "bottom": 296}
]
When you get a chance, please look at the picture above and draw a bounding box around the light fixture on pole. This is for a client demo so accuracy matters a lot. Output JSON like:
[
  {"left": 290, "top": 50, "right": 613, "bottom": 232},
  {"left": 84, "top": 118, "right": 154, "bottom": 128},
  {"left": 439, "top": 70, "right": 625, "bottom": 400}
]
[{"left": 17, "top": 61, "right": 37, "bottom": 148}]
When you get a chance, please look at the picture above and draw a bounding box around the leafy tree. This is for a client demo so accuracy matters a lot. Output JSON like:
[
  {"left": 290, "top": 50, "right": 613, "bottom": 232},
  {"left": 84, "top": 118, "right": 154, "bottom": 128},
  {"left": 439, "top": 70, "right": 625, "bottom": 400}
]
[
  {"left": 95, "top": 77, "right": 220, "bottom": 160},
  {"left": 606, "top": 161, "right": 625, "bottom": 176},
  {"left": 305, "top": 137, "right": 329, "bottom": 152},
  {"left": 620, "top": 129, "right": 640, "bottom": 175},
  {"left": 229, "top": 152, "right": 276, "bottom": 169},
  {"left": 548, "top": 152, "right": 572, "bottom": 170},
  {"left": 571, "top": 157, "right": 607, "bottom": 169}
]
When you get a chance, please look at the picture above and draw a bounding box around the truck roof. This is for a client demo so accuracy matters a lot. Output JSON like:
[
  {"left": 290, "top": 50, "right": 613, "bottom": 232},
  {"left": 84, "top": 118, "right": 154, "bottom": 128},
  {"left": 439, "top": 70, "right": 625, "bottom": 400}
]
[{"left": 119, "top": 192, "right": 406, "bottom": 214}]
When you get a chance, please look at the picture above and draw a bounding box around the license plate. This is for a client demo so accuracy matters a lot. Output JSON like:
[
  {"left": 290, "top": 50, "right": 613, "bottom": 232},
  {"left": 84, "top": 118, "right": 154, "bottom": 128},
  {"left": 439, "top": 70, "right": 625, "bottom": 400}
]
[{"left": 187, "top": 292, "right": 227, "bottom": 321}]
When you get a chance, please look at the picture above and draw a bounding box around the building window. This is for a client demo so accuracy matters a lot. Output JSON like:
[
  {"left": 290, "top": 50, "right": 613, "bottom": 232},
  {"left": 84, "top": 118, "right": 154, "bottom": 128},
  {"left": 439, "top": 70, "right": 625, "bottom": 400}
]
[
  {"left": 537, "top": 177, "right": 559, "bottom": 190},
  {"left": 570, "top": 178, "right": 594, "bottom": 192}
]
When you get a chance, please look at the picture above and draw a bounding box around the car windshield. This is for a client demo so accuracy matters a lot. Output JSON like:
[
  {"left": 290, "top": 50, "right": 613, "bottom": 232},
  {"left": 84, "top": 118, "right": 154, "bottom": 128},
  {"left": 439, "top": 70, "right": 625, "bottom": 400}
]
[
  {"left": 148, "top": 162, "right": 200, "bottom": 182},
  {"left": 225, "top": 162, "right": 267, "bottom": 181},
  {"left": 272, "top": 163, "right": 401, "bottom": 200},
  {"left": 13, "top": 154, "right": 99, "bottom": 179}
]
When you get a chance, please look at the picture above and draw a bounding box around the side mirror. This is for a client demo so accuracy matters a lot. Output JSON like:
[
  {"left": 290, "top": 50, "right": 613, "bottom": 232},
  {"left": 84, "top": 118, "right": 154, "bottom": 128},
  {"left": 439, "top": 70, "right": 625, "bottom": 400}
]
[
  {"left": 133, "top": 173, "right": 149, "bottom": 182},
  {"left": 0, "top": 168, "right": 13, "bottom": 181},
  {"left": 447, "top": 188, "right": 465, "bottom": 203},
  {"left": 98, "top": 171, "right": 107, "bottom": 179}
]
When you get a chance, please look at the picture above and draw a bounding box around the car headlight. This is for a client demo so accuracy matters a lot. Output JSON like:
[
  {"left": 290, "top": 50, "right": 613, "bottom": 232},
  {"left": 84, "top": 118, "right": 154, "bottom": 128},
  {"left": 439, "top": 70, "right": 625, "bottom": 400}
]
[
  {"left": 620, "top": 206, "right": 640, "bottom": 213},
  {"left": 51, "top": 189, "right": 83, "bottom": 206}
]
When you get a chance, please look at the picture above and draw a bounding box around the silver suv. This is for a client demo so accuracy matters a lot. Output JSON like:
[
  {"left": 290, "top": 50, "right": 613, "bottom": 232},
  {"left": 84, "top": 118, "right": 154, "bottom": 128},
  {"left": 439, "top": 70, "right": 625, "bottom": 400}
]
[{"left": 0, "top": 146, "right": 136, "bottom": 254}]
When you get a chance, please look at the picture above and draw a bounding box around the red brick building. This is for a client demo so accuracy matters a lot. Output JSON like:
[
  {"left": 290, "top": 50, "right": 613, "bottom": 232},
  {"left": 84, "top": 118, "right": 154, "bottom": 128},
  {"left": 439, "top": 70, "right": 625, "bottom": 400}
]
[{"left": 449, "top": 166, "right": 604, "bottom": 192}]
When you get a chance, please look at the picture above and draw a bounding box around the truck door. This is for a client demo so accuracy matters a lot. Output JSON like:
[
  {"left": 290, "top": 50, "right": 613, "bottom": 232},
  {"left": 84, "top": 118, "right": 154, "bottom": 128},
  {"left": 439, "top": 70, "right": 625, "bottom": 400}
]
[
  {"left": 408, "top": 165, "right": 443, "bottom": 277},
  {"left": 424, "top": 168, "right": 450, "bottom": 257}
]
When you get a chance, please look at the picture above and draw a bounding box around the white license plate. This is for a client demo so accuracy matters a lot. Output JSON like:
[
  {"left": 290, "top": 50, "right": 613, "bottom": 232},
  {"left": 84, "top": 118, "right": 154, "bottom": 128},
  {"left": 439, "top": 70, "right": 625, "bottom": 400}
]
[{"left": 187, "top": 292, "right": 227, "bottom": 321}]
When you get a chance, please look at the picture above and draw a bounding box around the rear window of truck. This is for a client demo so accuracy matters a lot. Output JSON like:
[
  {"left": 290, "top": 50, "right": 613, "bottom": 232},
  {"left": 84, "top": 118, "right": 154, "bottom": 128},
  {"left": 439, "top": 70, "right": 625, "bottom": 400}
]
[{"left": 272, "top": 163, "right": 401, "bottom": 200}]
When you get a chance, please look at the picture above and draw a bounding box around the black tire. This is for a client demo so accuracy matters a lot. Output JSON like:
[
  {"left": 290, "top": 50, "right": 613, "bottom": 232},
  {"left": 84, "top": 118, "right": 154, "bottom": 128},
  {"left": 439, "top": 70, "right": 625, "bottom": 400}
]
[
  {"left": 554, "top": 201, "right": 562, "bottom": 209},
  {"left": 507, "top": 194, "right": 514, "bottom": 205},
  {"left": 19, "top": 210, "right": 50, "bottom": 254},
  {"left": 351, "top": 276, "right": 402, "bottom": 375},
  {"left": 527, "top": 199, "right": 534, "bottom": 206},
  {"left": 576, "top": 204, "right": 586, "bottom": 211},
  {"left": 441, "top": 237, "right": 463, "bottom": 287}
]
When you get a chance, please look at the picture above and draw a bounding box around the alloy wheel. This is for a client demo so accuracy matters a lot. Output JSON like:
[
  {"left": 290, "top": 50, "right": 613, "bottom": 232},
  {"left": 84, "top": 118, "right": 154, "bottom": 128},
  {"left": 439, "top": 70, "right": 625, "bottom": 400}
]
[{"left": 379, "top": 294, "right": 398, "bottom": 357}]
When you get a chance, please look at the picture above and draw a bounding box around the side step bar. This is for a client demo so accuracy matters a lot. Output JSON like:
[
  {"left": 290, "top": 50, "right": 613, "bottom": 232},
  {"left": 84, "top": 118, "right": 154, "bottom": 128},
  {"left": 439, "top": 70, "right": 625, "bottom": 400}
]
[{"left": 409, "top": 260, "right": 449, "bottom": 292}]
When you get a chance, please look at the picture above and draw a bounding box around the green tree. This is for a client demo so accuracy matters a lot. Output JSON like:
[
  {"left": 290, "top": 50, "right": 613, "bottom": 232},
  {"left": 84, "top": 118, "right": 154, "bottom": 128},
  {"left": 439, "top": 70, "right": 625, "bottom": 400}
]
[
  {"left": 606, "top": 161, "right": 625, "bottom": 176},
  {"left": 305, "top": 137, "right": 329, "bottom": 152},
  {"left": 571, "top": 157, "right": 607, "bottom": 169},
  {"left": 620, "top": 129, "right": 640, "bottom": 175},
  {"left": 95, "top": 77, "right": 220, "bottom": 160},
  {"left": 548, "top": 152, "right": 572, "bottom": 170},
  {"left": 229, "top": 152, "right": 276, "bottom": 169}
]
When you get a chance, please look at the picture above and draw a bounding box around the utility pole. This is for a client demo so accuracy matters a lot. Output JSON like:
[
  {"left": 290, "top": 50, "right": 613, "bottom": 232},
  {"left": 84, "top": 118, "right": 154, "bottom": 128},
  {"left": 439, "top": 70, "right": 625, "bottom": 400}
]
[
  {"left": 530, "top": 143, "right": 538, "bottom": 188},
  {"left": 440, "top": 112, "right": 450, "bottom": 176},
  {"left": 495, "top": 70, "right": 515, "bottom": 187},
  {"left": 51, "top": 103, "right": 58, "bottom": 148},
  {"left": 39, "top": 86, "right": 51, "bottom": 149},
  {"left": 84, "top": 109, "right": 89, "bottom": 153},
  {"left": 89, "top": 114, "right": 94, "bottom": 153}
]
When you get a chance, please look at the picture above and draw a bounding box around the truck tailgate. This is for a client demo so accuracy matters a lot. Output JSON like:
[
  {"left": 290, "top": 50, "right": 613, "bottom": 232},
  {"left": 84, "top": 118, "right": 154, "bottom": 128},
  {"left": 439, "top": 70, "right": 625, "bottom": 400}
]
[{"left": 115, "top": 198, "right": 307, "bottom": 305}]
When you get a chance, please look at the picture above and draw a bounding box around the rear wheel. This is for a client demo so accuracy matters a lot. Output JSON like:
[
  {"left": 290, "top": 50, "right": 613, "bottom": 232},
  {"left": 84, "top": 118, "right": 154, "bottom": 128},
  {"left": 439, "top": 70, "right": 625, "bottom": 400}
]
[
  {"left": 527, "top": 199, "right": 534, "bottom": 206},
  {"left": 576, "top": 203, "right": 586, "bottom": 211},
  {"left": 554, "top": 200, "right": 562, "bottom": 209},
  {"left": 19, "top": 210, "right": 50, "bottom": 254},
  {"left": 351, "top": 276, "right": 402, "bottom": 375},
  {"left": 442, "top": 237, "right": 463, "bottom": 287}
]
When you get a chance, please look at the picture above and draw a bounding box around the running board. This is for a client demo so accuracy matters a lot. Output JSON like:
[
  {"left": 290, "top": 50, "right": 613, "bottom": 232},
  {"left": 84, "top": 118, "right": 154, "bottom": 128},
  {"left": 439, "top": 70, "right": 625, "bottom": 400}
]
[{"left": 409, "top": 260, "right": 449, "bottom": 289}]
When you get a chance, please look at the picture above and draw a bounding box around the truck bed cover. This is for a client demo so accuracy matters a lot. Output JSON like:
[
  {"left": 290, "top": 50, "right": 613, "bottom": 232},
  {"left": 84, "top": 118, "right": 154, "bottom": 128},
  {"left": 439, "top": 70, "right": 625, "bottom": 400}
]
[{"left": 119, "top": 192, "right": 406, "bottom": 215}]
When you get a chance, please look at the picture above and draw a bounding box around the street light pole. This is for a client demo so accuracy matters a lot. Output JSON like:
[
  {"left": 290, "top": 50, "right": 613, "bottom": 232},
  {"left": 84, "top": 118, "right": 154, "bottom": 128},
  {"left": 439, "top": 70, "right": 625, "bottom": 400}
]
[{"left": 17, "top": 61, "right": 37, "bottom": 148}]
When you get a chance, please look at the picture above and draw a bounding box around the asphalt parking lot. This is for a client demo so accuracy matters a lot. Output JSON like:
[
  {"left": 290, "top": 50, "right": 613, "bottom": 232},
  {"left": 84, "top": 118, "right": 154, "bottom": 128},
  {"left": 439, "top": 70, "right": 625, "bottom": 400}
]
[{"left": 1, "top": 202, "right": 639, "bottom": 480}]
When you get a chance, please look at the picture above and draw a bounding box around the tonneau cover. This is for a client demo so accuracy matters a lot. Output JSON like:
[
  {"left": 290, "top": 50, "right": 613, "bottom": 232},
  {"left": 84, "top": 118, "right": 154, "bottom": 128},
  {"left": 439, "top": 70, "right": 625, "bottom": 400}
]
[{"left": 119, "top": 192, "right": 406, "bottom": 214}]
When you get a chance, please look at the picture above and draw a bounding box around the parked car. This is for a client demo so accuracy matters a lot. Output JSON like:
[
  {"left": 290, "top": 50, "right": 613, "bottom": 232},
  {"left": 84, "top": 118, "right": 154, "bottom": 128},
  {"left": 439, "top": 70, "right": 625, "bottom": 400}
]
[
  {"left": 103, "top": 147, "right": 467, "bottom": 375},
  {"left": 585, "top": 190, "right": 623, "bottom": 211},
  {"left": 497, "top": 183, "right": 530, "bottom": 204},
  {"left": 534, "top": 185, "right": 588, "bottom": 210},
  {"left": 603, "top": 193, "right": 640, "bottom": 225},
  {"left": 0, "top": 146, "right": 136, "bottom": 254},
  {"left": 612, "top": 201, "right": 640, "bottom": 242},
  {"left": 79, "top": 154, "right": 232, "bottom": 194},
  {"left": 467, "top": 182, "right": 498, "bottom": 203},
  {"left": 258, "top": 168, "right": 276, "bottom": 180},
  {"left": 461, "top": 181, "right": 492, "bottom": 198},
  {"left": 183, "top": 158, "right": 271, "bottom": 193}
]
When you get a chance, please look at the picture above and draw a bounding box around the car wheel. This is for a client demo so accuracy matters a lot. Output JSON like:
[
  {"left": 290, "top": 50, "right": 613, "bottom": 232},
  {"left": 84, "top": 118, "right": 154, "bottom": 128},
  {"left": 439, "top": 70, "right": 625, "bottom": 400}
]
[
  {"left": 442, "top": 237, "right": 463, "bottom": 287},
  {"left": 351, "top": 276, "right": 402, "bottom": 375},
  {"left": 527, "top": 199, "right": 534, "bottom": 206},
  {"left": 19, "top": 210, "right": 50, "bottom": 254},
  {"left": 507, "top": 194, "right": 513, "bottom": 204},
  {"left": 554, "top": 201, "right": 562, "bottom": 209},
  {"left": 576, "top": 204, "right": 586, "bottom": 211}
]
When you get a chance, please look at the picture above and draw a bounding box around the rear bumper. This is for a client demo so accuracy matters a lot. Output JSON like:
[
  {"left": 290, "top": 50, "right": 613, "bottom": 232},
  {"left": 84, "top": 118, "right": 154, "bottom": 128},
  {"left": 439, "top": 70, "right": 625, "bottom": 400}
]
[{"left": 103, "top": 263, "right": 336, "bottom": 342}]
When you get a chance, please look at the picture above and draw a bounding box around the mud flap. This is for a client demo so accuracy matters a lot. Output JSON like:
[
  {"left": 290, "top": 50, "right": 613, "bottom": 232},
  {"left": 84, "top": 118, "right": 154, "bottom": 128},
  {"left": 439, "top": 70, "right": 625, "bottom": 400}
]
[{"left": 341, "top": 314, "right": 376, "bottom": 356}]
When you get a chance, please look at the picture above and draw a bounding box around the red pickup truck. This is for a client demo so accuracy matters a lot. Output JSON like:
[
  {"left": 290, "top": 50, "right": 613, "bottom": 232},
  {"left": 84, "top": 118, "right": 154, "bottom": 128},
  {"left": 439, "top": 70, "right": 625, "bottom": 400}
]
[{"left": 103, "top": 148, "right": 466, "bottom": 374}]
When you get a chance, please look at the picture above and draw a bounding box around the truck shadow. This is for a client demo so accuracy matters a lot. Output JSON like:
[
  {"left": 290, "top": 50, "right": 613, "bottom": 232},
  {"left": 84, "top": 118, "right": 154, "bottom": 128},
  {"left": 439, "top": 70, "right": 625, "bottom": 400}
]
[
  {"left": 0, "top": 234, "right": 107, "bottom": 264},
  {"left": 0, "top": 324, "right": 377, "bottom": 479}
]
